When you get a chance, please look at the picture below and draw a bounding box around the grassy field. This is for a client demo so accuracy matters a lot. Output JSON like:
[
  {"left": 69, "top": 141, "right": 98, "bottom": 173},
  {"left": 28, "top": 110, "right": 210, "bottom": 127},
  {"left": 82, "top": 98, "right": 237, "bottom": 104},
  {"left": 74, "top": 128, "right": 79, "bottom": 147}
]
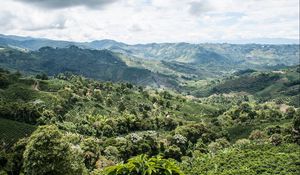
[{"left": 0, "top": 118, "right": 36, "bottom": 148}]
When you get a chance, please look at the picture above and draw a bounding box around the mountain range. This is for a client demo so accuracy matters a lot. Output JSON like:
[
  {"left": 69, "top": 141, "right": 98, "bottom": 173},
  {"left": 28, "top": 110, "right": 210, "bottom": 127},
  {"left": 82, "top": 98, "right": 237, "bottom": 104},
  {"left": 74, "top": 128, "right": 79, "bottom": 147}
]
[{"left": 0, "top": 34, "right": 299, "bottom": 90}]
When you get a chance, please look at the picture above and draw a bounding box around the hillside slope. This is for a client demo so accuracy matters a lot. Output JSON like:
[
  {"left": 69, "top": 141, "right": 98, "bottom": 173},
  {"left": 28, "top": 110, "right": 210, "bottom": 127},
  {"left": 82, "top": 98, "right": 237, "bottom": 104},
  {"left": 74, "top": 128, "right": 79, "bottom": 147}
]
[
  {"left": 0, "top": 67, "right": 299, "bottom": 175},
  {"left": 0, "top": 46, "right": 179, "bottom": 88},
  {"left": 189, "top": 66, "right": 300, "bottom": 107},
  {"left": 1, "top": 34, "right": 299, "bottom": 72}
]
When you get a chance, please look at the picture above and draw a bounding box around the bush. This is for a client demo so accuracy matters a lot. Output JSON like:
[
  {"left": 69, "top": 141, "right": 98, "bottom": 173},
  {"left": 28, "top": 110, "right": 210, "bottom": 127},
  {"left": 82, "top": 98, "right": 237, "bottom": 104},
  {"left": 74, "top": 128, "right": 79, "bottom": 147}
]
[
  {"left": 100, "top": 154, "right": 183, "bottom": 175},
  {"left": 164, "top": 145, "right": 183, "bottom": 161},
  {"left": 235, "top": 139, "right": 251, "bottom": 148},
  {"left": 269, "top": 134, "right": 283, "bottom": 146},
  {"left": 249, "top": 130, "right": 267, "bottom": 142},
  {"left": 80, "top": 138, "right": 101, "bottom": 170}
]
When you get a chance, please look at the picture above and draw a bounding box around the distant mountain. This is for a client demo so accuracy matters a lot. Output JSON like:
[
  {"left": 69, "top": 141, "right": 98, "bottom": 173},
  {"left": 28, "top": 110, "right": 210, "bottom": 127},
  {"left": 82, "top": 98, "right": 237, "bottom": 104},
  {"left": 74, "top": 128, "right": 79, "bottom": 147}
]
[
  {"left": 0, "top": 34, "right": 76, "bottom": 50},
  {"left": 89, "top": 39, "right": 128, "bottom": 49},
  {"left": 0, "top": 34, "right": 299, "bottom": 89},
  {"left": 220, "top": 38, "right": 299, "bottom": 45},
  {"left": 0, "top": 46, "right": 178, "bottom": 88},
  {"left": 1, "top": 34, "right": 299, "bottom": 68}
]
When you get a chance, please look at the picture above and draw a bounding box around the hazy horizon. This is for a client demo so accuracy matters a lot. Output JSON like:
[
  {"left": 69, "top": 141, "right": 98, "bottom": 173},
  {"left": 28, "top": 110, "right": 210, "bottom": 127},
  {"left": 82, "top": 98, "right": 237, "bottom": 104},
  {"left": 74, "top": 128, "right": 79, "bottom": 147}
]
[
  {"left": 1, "top": 0, "right": 299, "bottom": 44},
  {"left": 1, "top": 33, "right": 299, "bottom": 45}
]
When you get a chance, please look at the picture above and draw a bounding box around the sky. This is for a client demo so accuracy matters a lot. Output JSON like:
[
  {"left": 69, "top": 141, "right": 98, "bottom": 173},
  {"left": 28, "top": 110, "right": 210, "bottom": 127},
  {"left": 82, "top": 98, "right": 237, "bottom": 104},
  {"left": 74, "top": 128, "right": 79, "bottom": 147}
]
[{"left": 0, "top": 0, "right": 299, "bottom": 44}]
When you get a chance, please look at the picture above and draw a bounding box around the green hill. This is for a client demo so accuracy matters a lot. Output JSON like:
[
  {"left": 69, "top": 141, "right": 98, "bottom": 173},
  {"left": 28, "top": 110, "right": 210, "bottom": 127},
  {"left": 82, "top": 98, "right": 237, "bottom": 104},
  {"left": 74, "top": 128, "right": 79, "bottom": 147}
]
[
  {"left": 214, "top": 66, "right": 299, "bottom": 105},
  {"left": 0, "top": 46, "right": 179, "bottom": 88},
  {"left": 1, "top": 34, "right": 299, "bottom": 82},
  {"left": 187, "top": 66, "right": 300, "bottom": 107}
]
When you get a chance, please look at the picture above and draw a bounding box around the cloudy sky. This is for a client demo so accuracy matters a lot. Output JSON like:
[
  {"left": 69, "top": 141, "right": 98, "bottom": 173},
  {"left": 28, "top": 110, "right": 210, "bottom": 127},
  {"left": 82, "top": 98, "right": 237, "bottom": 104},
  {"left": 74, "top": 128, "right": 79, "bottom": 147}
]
[{"left": 0, "top": 0, "right": 299, "bottom": 44}]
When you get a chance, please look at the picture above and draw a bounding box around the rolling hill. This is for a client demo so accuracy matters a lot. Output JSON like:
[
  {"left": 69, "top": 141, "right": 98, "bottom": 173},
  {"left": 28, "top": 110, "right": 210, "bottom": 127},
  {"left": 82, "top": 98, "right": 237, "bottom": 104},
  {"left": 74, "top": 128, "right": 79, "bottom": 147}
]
[
  {"left": 188, "top": 65, "right": 300, "bottom": 107},
  {"left": 0, "top": 34, "right": 299, "bottom": 91},
  {"left": 1, "top": 34, "right": 299, "bottom": 69},
  {"left": 0, "top": 46, "right": 179, "bottom": 88}
]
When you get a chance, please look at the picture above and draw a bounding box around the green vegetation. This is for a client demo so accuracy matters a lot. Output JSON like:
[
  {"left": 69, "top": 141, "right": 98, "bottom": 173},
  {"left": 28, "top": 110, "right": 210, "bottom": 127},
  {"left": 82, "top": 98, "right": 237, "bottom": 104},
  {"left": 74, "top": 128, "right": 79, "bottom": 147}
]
[
  {"left": 0, "top": 118, "right": 36, "bottom": 149},
  {"left": 23, "top": 125, "right": 87, "bottom": 175},
  {"left": 0, "top": 64, "right": 299, "bottom": 175},
  {"left": 98, "top": 155, "right": 183, "bottom": 175},
  {"left": 188, "top": 65, "right": 300, "bottom": 107},
  {"left": 0, "top": 46, "right": 177, "bottom": 88},
  {"left": 181, "top": 143, "right": 300, "bottom": 175},
  {"left": 2, "top": 35, "right": 298, "bottom": 68},
  {"left": 1, "top": 38, "right": 299, "bottom": 91}
]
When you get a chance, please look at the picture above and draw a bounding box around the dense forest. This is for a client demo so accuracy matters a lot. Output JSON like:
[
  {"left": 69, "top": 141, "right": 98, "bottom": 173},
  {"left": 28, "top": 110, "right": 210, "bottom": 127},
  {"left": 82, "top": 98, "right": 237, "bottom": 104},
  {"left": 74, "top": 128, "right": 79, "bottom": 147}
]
[{"left": 0, "top": 64, "right": 299, "bottom": 174}]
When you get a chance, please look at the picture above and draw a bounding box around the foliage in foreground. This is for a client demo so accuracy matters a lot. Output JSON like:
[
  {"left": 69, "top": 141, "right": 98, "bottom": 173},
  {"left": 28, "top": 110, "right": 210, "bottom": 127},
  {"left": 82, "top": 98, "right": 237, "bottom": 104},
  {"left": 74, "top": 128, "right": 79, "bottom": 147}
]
[
  {"left": 23, "top": 125, "right": 87, "bottom": 175},
  {"left": 96, "top": 154, "right": 183, "bottom": 175}
]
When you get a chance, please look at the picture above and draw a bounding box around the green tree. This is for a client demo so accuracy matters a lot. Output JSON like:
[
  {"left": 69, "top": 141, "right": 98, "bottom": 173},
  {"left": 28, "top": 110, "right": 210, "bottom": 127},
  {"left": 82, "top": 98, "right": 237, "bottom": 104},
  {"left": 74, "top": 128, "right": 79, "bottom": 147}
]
[
  {"left": 118, "top": 102, "right": 126, "bottom": 112},
  {"left": 80, "top": 138, "right": 101, "bottom": 170},
  {"left": 23, "top": 125, "right": 87, "bottom": 175},
  {"left": 93, "top": 89, "right": 103, "bottom": 103},
  {"left": 164, "top": 145, "right": 183, "bottom": 161},
  {"left": 269, "top": 134, "right": 282, "bottom": 146},
  {"left": 4, "top": 138, "right": 28, "bottom": 174},
  {"left": 249, "top": 130, "right": 267, "bottom": 142},
  {"left": 285, "top": 107, "right": 295, "bottom": 119},
  {"left": 104, "top": 146, "right": 120, "bottom": 162},
  {"left": 36, "top": 73, "right": 48, "bottom": 80},
  {"left": 0, "top": 73, "right": 9, "bottom": 88},
  {"left": 175, "top": 124, "right": 207, "bottom": 143},
  {"left": 292, "top": 110, "right": 300, "bottom": 144}
]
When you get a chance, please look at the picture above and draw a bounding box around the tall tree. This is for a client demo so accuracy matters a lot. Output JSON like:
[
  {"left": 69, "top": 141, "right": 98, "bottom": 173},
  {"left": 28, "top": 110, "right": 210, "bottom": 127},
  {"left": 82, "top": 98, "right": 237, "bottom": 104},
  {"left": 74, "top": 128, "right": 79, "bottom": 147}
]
[{"left": 23, "top": 125, "right": 87, "bottom": 175}]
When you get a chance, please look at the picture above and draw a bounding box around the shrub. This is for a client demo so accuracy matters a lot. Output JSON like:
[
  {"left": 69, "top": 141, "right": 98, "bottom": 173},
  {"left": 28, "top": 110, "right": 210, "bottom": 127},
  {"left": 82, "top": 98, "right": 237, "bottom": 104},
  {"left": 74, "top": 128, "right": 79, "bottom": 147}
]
[
  {"left": 100, "top": 154, "right": 183, "bottom": 175},
  {"left": 249, "top": 130, "right": 267, "bottom": 142},
  {"left": 269, "top": 134, "right": 283, "bottom": 146},
  {"left": 235, "top": 139, "right": 251, "bottom": 148}
]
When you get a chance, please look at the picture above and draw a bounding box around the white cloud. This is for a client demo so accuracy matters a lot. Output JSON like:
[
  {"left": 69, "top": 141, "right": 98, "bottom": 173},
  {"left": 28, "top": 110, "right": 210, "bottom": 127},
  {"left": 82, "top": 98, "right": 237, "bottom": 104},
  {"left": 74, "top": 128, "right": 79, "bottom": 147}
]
[
  {"left": 0, "top": 0, "right": 298, "bottom": 43},
  {"left": 14, "top": 0, "right": 118, "bottom": 9},
  {"left": 189, "top": 0, "right": 213, "bottom": 16}
]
